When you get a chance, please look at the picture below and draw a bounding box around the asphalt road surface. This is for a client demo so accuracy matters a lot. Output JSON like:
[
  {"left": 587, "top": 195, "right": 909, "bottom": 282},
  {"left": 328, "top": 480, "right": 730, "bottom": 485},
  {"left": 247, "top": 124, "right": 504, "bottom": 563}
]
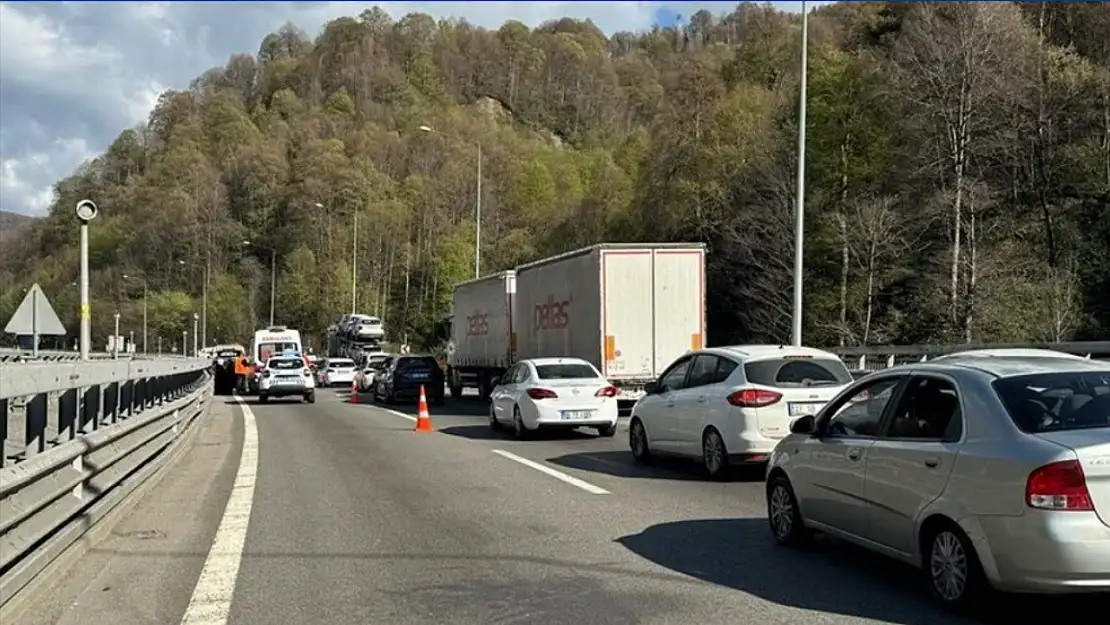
[{"left": 16, "top": 387, "right": 1102, "bottom": 625}]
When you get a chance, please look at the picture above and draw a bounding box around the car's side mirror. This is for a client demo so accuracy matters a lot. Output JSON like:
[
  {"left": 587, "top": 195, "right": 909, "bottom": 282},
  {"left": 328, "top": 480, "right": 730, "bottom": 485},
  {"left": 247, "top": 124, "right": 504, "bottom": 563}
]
[
  {"left": 490, "top": 375, "right": 501, "bottom": 387},
  {"left": 790, "top": 414, "right": 817, "bottom": 435},
  {"left": 644, "top": 381, "right": 659, "bottom": 395}
]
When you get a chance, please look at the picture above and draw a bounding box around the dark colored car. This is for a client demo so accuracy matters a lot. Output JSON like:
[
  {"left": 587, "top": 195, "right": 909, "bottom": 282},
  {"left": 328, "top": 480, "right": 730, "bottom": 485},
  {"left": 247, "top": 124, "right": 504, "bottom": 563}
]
[
  {"left": 372, "top": 354, "right": 445, "bottom": 405},
  {"left": 212, "top": 348, "right": 244, "bottom": 395}
]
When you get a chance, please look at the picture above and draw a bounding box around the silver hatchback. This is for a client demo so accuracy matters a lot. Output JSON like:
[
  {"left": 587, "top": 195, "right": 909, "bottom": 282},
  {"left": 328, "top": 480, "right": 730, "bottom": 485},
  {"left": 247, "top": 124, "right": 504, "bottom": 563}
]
[{"left": 765, "top": 350, "right": 1110, "bottom": 612}]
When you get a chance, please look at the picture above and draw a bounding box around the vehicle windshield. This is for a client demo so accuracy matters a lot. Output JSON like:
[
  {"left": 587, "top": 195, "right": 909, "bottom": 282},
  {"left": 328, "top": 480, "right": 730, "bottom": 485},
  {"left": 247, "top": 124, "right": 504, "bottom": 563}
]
[
  {"left": 259, "top": 342, "right": 298, "bottom": 362},
  {"left": 993, "top": 371, "right": 1110, "bottom": 433},
  {"left": 216, "top": 349, "right": 240, "bottom": 358},
  {"left": 268, "top": 359, "right": 302, "bottom": 370},
  {"left": 745, "top": 357, "right": 852, "bottom": 388},
  {"left": 536, "top": 363, "right": 599, "bottom": 380},
  {"left": 396, "top": 356, "right": 437, "bottom": 371}
]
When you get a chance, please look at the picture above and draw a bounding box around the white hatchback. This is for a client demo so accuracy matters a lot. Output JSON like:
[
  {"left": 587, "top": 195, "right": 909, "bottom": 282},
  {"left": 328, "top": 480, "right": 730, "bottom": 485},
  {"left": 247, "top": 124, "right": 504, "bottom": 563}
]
[
  {"left": 629, "top": 345, "right": 854, "bottom": 479},
  {"left": 489, "top": 358, "right": 620, "bottom": 440}
]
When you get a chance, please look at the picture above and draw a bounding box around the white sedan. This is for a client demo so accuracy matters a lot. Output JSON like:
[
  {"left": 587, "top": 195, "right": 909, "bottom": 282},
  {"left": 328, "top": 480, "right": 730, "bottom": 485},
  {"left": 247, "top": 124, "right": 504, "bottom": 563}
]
[
  {"left": 318, "top": 358, "right": 357, "bottom": 387},
  {"left": 489, "top": 357, "right": 619, "bottom": 440}
]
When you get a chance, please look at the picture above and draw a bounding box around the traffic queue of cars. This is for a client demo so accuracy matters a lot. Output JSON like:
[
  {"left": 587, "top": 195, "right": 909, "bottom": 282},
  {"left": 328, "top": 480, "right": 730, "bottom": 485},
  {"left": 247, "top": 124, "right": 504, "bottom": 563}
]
[{"left": 466, "top": 345, "right": 1108, "bottom": 613}]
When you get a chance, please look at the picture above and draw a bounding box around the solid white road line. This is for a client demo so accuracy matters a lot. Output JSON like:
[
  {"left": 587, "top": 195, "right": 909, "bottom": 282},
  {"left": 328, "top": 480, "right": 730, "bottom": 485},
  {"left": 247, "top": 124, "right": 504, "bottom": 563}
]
[
  {"left": 492, "top": 449, "right": 610, "bottom": 495},
  {"left": 179, "top": 395, "right": 259, "bottom": 625}
]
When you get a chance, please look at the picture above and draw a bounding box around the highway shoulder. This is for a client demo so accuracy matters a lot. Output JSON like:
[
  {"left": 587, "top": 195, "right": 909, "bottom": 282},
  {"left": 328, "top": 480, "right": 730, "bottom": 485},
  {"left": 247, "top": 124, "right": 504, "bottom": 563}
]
[{"left": 16, "top": 397, "right": 243, "bottom": 625}]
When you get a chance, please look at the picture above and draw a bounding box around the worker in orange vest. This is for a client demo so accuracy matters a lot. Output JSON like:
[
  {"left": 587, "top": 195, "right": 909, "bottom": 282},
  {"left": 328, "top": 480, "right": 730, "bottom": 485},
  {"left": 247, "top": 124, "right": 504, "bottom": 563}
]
[{"left": 233, "top": 354, "right": 252, "bottom": 393}]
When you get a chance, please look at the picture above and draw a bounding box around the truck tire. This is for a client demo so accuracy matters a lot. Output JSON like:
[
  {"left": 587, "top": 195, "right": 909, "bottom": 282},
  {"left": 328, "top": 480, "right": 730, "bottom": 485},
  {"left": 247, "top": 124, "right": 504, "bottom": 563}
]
[{"left": 449, "top": 368, "right": 463, "bottom": 399}]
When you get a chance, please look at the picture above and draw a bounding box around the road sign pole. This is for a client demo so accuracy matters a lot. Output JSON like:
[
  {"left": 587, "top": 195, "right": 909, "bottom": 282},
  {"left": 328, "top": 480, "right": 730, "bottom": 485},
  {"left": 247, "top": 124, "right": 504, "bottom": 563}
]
[
  {"left": 79, "top": 222, "right": 90, "bottom": 360},
  {"left": 31, "top": 291, "right": 38, "bottom": 359}
]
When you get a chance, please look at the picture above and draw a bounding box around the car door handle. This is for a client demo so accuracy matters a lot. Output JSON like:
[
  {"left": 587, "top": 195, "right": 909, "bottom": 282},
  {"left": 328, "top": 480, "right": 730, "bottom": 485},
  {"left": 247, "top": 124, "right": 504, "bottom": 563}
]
[
  {"left": 924, "top": 457, "right": 940, "bottom": 468},
  {"left": 847, "top": 449, "right": 861, "bottom": 461},
  {"left": 696, "top": 396, "right": 706, "bottom": 403}
]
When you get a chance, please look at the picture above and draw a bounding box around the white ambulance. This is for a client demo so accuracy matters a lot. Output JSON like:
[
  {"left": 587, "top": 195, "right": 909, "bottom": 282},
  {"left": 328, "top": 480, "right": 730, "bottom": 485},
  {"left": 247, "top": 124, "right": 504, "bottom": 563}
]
[{"left": 248, "top": 326, "right": 304, "bottom": 392}]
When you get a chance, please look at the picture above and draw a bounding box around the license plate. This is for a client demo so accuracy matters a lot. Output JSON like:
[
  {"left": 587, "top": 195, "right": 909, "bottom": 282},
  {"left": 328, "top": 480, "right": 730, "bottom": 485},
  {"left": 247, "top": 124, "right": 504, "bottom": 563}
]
[
  {"left": 788, "top": 402, "right": 822, "bottom": 417},
  {"left": 409, "top": 373, "right": 429, "bottom": 380},
  {"left": 560, "top": 410, "right": 593, "bottom": 420}
]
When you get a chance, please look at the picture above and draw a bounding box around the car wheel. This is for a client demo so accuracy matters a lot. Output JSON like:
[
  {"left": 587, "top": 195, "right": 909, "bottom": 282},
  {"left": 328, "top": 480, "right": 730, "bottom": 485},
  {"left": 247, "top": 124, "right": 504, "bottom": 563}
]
[
  {"left": 259, "top": 393, "right": 268, "bottom": 403},
  {"left": 304, "top": 391, "right": 316, "bottom": 404},
  {"left": 512, "top": 406, "right": 529, "bottom": 440},
  {"left": 925, "top": 523, "right": 987, "bottom": 613},
  {"left": 702, "top": 427, "right": 730, "bottom": 480},
  {"left": 597, "top": 423, "right": 618, "bottom": 437},
  {"left": 767, "top": 476, "right": 810, "bottom": 546},
  {"left": 488, "top": 403, "right": 501, "bottom": 430},
  {"left": 629, "top": 418, "right": 651, "bottom": 462},
  {"left": 432, "top": 393, "right": 445, "bottom": 406}
]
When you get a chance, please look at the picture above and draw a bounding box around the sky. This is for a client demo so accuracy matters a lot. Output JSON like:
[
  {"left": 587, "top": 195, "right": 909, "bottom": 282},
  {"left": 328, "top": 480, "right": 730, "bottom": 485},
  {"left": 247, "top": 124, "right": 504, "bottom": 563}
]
[{"left": 0, "top": 0, "right": 811, "bottom": 216}]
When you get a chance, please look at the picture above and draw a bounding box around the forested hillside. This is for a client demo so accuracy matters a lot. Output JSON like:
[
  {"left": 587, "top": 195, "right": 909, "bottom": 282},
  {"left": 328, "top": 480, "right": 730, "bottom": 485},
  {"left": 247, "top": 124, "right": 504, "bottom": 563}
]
[{"left": 1, "top": 1, "right": 1107, "bottom": 352}]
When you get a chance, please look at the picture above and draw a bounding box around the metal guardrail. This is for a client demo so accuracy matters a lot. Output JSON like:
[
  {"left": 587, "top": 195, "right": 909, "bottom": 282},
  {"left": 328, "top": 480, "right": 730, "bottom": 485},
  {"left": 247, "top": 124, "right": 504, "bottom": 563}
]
[
  {"left": 829, "top": 341, "right": 1110, "bottom": 371},
  {"left": 0, "top": 348, "right": 191, "bottom": 364},
  {"left": 0, "top": 357, "right": 211, "bottom": 608}
]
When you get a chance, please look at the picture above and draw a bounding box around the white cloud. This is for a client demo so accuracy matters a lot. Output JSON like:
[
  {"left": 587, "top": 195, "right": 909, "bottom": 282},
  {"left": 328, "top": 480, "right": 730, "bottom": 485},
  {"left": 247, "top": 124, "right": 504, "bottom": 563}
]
[{"left": 0, "top": 0, "right": 813, "bottom": 216}]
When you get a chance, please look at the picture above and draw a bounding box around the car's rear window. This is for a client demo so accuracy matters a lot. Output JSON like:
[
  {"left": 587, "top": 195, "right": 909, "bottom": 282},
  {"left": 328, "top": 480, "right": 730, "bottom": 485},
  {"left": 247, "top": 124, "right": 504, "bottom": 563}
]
[
  {"left": 397, "top": 356, "right": 438, "bottom": 371},
  {"left": 993, "top": 371, "right": 1110, "bottom": 433},
  {"left": 269, "top": 359, "right": 302, "bottom": 370},
  {"left": 216, "top": 350, "right": 240, "bottom": 358},
  {"left": 536, "top": 364, "right": 599, "bottom": 380},
  {"left": 744, "top": 357, "right": 852, "bottom": 388},
  {"left": 330, "top": 359, "right": 355, "bottom": 368}
]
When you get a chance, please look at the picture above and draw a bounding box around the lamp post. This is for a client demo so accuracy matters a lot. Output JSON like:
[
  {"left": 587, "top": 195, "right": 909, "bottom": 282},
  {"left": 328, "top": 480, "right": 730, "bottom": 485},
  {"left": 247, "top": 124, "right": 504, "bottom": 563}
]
[
  {"left": 193, "top": 312, "right": 199, "bottom": 357},
  {"left": 244, "top": 241, "right": 276, "bottom": 326},
  {"left": 113, "top": 312, "right": 120, "bottom": 358},
  {"left": 419, "top": 125, "right": 481, "bottom": 279},
  {"left": 791, "top": 0, "right": 809, "bottom": 347}
]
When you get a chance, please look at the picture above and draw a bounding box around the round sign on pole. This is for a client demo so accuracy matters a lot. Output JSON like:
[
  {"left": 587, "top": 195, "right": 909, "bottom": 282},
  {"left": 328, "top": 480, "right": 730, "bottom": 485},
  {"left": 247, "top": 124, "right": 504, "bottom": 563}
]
[{"left": 75, "top": 199, "right": 98, "bottom": 222}]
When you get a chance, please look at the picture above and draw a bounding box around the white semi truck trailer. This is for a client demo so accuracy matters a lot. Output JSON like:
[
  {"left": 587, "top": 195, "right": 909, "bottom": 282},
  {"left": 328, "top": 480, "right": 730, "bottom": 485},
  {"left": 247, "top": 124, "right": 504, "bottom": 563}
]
[{"left": 446, "top": 243, "right": 707, "bottom": 410}]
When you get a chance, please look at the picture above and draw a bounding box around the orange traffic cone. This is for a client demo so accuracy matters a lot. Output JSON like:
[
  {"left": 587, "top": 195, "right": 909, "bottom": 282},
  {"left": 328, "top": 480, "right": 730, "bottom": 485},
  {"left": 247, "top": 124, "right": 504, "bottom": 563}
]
[
  {"left": 415, "top": 385, "right": 433, "bottom": 432},
  {"left": 349, "top": 377, "right": 359, "bottom": 404}
]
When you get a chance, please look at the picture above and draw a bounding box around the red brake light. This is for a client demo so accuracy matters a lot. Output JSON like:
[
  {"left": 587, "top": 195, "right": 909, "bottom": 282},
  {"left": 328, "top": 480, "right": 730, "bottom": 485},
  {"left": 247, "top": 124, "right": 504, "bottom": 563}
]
[
  {"left": 727, "top": 389, "right": 783, "bottom": 408},
  {"left": 595, "top": 385, "right": 618, "bottom": 398},
  {"left": 1026, "top": 460, "right": 1093, "bottom": 511},
  {"left": 527, "top": 387, "right": 558, "bottom": 400}
]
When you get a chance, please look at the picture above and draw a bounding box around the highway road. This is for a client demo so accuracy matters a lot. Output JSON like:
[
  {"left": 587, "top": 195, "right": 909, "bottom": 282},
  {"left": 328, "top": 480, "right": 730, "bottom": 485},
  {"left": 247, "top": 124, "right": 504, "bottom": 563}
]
[{"left": 16, "top": 388, "right": 1101, "bottom": 625}]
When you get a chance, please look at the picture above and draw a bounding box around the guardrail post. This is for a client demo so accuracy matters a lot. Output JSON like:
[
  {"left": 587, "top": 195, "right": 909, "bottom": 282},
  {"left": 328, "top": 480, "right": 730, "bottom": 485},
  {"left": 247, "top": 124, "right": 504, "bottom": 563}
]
[
  {"left": 80, "top": 385, "right": 101, "bottom": 433},
  {"left": 106, "top": 381, "right": 119, "bottom": 424},
  {"left": 58, "top": 388, "right": 78, "bottom": 442},
  {"left": 24, "top": 393, "right": 47, "bottom": 459},
  {"left": 122, "top": 380, "right": 134, "bottom": 418},
  {"left": 0, "top": 398, "right": 8, "bottom": 467}
]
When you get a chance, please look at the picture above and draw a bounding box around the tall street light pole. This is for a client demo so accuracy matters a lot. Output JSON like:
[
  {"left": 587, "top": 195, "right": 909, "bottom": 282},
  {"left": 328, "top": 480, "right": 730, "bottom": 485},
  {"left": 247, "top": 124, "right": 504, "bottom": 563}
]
[
  {"left": 791, "top": 0, "right": 809, "bottom": 347},
  {"left": 419, "top": 125, "right": 481, "bottom": 279}
]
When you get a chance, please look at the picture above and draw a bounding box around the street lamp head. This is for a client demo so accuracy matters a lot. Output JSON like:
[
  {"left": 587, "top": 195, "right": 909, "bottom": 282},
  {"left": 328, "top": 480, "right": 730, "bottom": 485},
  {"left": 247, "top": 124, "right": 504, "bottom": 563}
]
[
  {"left": 75, "top": 199, "right": 98, "bottom": 222},
  {"left": 313, "top": 202, "right": 324, "bottom": 209},
  {"left": 418, "top": 125, "right": 433, "bottom": 133},
  {"left": 194, "top": 312, "right": 200, "bottom": 320}
]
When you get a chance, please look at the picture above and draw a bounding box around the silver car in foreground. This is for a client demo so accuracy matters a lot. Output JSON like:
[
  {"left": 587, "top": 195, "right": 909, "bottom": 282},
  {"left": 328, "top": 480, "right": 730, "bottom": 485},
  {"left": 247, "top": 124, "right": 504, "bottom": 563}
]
[{"left": 765, "top": 350, "right": 1110, "bottom": 612}]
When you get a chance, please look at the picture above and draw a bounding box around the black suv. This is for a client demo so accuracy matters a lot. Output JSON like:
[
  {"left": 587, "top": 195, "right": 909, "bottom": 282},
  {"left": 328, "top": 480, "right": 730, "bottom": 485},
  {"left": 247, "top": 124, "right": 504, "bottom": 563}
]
[{"left": 373, "top": 354, "right": 445, "bottom": 405}]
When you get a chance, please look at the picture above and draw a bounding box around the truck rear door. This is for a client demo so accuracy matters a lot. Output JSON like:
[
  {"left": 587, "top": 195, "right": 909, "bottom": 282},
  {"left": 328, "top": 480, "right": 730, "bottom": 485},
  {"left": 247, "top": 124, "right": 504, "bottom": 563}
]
[{"left": 601, "top": 249, "right": 654, "bottom": 379}]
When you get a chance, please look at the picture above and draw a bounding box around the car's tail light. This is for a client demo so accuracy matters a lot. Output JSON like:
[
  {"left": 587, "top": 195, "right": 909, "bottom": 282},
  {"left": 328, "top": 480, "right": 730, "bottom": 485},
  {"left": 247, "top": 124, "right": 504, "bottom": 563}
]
[
  {"left": 595, "top": 385, "right": 618, "bottom": 397},
  {"left": 1026, "top": 460, "right": 1093, "bottom": 511},
  {"left": 527, "top": 387, "right": 558, "bottom": 400},
  {"left": 262, "top": 371, "right": 272, "bottom": 378},
  {"left": 303, "top": 369, "right": 312, "bottom": 377},
  {"left": 727, "top": 389, "right": 783, "bottom": 408}
]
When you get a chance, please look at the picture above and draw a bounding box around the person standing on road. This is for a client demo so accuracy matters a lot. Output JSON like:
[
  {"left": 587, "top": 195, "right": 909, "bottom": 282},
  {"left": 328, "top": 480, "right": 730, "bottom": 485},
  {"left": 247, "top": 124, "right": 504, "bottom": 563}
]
[{"left": 234, "top": 354, "right": 251, "bottom": 393}]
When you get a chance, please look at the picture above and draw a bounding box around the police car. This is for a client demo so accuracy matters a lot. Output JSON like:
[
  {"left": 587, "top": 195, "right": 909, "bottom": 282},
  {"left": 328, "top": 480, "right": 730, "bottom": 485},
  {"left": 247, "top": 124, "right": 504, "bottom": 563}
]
[{"left": 258, "top": 352, "right": 316, "bottom": 403}]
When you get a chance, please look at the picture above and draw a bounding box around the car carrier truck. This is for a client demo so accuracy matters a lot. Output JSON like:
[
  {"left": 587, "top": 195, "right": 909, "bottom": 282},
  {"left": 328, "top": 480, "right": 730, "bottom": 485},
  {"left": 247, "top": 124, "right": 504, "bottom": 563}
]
[{"left": 446, "top": 243, "right": 706, "bottom": 410}]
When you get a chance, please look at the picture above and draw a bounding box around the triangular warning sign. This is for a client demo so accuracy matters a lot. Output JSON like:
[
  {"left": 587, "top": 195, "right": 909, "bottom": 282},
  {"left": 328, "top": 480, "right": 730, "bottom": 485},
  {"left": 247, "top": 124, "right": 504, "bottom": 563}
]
[{"left": 4, "top": 283, "right": 67, "bottom": 336}]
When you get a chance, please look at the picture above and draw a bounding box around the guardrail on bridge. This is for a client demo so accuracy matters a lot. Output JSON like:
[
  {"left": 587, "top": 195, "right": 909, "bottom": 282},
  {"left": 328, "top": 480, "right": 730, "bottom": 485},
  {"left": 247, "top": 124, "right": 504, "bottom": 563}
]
[
  {"left": 0, "top": 356, "right": 211, "bottom": 609},
  {"left": 830, "top": 341, "right": 1110, "bottom": 372}
]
